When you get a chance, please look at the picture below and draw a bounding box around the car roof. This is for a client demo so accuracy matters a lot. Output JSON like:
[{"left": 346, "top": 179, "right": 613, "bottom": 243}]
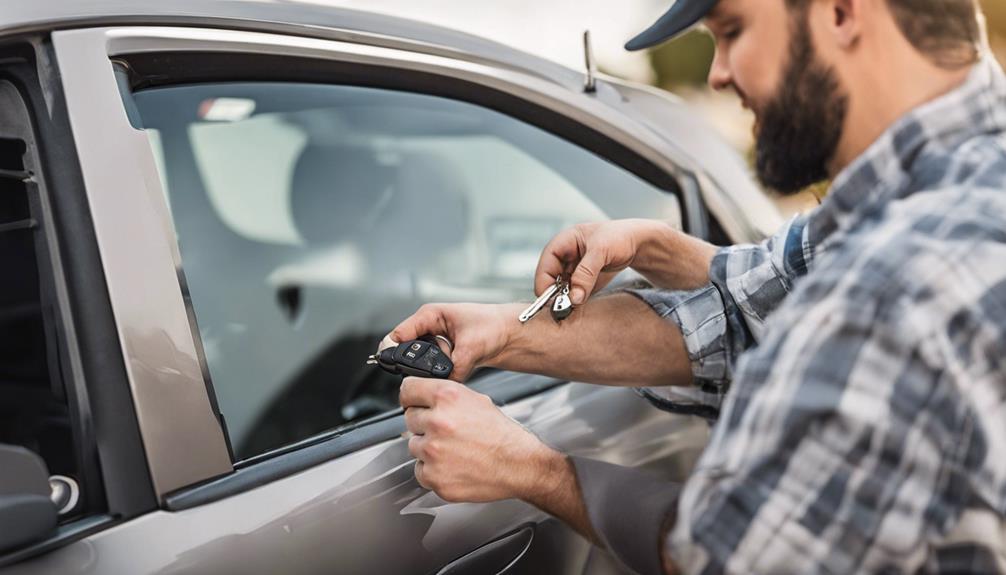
[{"left": 1, "top": 0, "right": 586, "bottom": 90}]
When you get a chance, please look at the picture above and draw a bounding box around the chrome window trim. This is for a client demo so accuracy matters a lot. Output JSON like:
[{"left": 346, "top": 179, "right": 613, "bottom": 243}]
[
  {"left": 98, "top": 26, "right": 707, "bottom": 185},
  {"left": 50, "top": 25, "right": 704, "bottom": 498}
]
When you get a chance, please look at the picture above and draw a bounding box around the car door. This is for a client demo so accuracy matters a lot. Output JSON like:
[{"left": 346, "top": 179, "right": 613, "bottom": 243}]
[{"left": 5, "top": 24, "right": 715, "bottom": 575}]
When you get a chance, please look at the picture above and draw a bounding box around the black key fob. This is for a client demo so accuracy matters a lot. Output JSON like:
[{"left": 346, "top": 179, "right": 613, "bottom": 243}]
[{"left": 368, "top": 337, "right": 453, "bottom": 379}]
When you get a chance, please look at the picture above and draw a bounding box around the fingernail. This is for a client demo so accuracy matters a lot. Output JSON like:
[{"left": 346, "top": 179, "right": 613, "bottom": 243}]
[{"left": 571, "top": 287, "right": 585, "bottom": 305}]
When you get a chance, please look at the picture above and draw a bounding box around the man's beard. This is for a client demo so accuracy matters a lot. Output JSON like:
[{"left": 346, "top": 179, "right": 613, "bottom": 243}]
[{"left": 753, "top": 12, "right": 849, "bottom": 195}]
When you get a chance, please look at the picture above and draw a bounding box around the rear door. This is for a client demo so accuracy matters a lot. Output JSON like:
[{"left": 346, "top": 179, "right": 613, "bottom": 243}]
[{"left": 9, "top": 25, "right": 712, "bottom": 574}]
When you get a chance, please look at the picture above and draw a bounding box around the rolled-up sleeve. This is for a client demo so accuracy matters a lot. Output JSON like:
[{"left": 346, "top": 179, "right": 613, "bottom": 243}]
[{"left": 625, "top": 215, "right": 811, "bottom": 416}]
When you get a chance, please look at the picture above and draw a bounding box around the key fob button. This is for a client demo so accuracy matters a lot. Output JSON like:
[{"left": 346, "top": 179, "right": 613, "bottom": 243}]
[{"left": 372, "top": 339, "right": 453, "bottom": 378}]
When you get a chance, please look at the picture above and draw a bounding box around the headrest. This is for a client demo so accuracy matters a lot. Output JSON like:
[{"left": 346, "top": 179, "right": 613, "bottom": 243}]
[
  {"left": 290, "top": 144, "right": 394, "bottom": 245},
  {"left": 375, "top": 151, "right": 469, "bottom": 256}
]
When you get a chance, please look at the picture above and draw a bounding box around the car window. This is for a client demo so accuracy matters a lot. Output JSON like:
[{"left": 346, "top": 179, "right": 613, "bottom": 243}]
[
  {"left": 0, "top": 135, "right": 83, "bottom": 518},
  {"left": 132, "top": 82, "right": 683, "bottom": 460}
]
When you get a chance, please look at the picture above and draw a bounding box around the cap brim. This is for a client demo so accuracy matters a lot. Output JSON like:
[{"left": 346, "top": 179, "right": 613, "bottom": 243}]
[{"left": 625, "top": 0, "right": 718, "bottom": 51}]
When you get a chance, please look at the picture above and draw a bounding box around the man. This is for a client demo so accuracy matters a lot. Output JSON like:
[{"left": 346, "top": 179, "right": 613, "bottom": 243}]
[{"left": 391, "top": 0, "right": 1006, "bottom": 572}]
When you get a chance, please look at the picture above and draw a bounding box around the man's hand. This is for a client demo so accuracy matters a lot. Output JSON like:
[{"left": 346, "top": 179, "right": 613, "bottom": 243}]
[
  {"left": 399, "top": 377, "right": 558, "bottom": 503},
  {"left": 389, "top": 303, "right": 522, "bottom": 382},
  {"left": 398, "top": 377, "right": 600, "bottom": 546},
  {"left": 535, "top": 219, "right": 718, "bottom": 305},
  {"left": 535, "top": 220, "right": 652, "bottom": 305}
]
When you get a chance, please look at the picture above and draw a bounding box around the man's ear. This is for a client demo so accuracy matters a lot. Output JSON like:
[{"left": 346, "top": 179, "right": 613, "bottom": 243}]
[{"left": 828, "top": 0, "right": 863, "bottom": 50}]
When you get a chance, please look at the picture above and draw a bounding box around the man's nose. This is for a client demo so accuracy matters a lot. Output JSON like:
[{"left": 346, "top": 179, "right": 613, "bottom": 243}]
[{"left": 707, "top": 49, "right": 732, "bottom": 91}]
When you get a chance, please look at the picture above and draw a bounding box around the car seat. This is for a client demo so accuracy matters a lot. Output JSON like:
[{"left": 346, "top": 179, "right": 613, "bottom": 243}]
[{"left": 289, "top": 143, "right": 470, "bottom": 278}]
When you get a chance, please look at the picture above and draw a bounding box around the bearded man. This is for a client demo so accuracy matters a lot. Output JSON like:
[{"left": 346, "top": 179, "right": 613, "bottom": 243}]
[{"left": 390, "top": 0, "right": 1006, "bottom": 572}]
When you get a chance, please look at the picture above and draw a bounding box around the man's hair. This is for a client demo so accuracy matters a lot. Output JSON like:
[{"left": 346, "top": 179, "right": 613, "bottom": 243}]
[{"left": 786, "top": 0, "right": 981, "bottom": 69}]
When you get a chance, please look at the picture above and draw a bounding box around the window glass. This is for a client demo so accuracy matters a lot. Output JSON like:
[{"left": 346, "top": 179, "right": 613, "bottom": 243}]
[
  {"left": 133, "top": 82, "right": 682, "bottom": 459},
  {"left": 0, "top": 136, "right": 81, "bottom": 516}
]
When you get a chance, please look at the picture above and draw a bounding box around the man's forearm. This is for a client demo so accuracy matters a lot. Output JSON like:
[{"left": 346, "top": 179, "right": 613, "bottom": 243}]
[
  {"left": 489, "top": 293, "right": 693, "bottom": 388},
  {"left": 520, "top": 445, "right": 601, "bottom": 544},
  {"left": 631, "top": 222, "right": 719, "bottom": 291}
]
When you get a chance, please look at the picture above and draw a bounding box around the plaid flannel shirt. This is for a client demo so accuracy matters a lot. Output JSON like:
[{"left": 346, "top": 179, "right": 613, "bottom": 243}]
[{"left": 628, "top": 56, "right": 1006, "bottom": 573}]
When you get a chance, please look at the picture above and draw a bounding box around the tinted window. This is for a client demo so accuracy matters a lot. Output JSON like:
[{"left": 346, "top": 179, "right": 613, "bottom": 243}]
[
  {"left": 133, "top": 82, "right": 682, "bottom": 459},
  {"left": 0, "top": 135, "right": 82, "bottom": 518}
]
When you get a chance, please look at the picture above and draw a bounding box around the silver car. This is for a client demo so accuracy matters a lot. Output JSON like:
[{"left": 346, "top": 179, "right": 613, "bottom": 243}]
[{"left": 0, "top": 1, "right": 780, "bottom": 573}]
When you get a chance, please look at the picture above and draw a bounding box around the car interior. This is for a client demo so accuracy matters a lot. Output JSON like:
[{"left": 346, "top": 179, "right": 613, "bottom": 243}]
[
  {"left": 132, "top": 80, "right": 684, "bottom": 460},
  {"left": 0, "top": 136, "right": 69, "bottom": 466},
  {"left": 0, "top": 128, "right": 77, "bottom": 518}
]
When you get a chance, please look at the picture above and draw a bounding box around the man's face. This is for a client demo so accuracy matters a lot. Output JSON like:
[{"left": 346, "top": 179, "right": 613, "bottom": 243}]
[{"left": 705, "top": 0, "right": 849, "bottom": 194}]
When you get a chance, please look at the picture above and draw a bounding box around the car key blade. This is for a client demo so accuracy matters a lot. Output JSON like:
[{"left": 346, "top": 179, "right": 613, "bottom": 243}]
[{"left": 519, "top": 283, "right": 560, "bottom": 323}]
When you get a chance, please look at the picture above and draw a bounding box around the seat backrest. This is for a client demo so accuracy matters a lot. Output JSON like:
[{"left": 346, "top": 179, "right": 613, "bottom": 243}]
[
  {"left": 290, "top": 144, "right": 470, "bottom": 272},
  {"left": 369, "top": 150, "right": 470, "bottom": 259},
  {"left": 289, "top": 143, "right": 396, "bottom": 245}
]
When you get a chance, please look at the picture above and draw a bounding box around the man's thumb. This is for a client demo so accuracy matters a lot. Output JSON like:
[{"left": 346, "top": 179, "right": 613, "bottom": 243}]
[{"left": 569, "top": 251, "right": 605, "bottom": 305}]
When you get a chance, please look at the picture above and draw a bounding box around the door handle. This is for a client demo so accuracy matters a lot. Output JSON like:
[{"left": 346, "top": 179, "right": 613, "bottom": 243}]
[{"left": 435, "top": 526, "right": 534, "bottom": 575}]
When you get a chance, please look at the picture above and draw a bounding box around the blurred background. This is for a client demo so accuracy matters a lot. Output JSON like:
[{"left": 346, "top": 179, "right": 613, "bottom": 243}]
[{"left": 312, "top": 0, "right": 1006, "bottom": 216}]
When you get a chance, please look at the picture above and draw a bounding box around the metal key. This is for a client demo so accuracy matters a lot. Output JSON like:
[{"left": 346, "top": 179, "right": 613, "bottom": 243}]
[
  {"left": 551, "top": 283, "right": 573, "bottom": 321},
  {"left": 519, "top": 282, "right": 560, "bottom": 323}
]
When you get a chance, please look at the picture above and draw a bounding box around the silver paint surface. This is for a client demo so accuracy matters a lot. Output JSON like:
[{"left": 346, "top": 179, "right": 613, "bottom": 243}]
[
  {"left": 52, "top": 28, "right": 234, "bottom": 497},
  {"left": 5, "top": 384, "right": 708, "bottom": 574}
]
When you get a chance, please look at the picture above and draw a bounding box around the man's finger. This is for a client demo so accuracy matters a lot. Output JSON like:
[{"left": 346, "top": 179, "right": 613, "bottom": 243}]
[
  {"left": 408, "top": 432, "right": 428, "bottom": 460},
  {"left": 445, "top": 348, "right": 475, "bottom": 383},
  {"left": 534, "top": 231, "right": 578, "bottom": 296},
  {"left": 390, "top": 304, "right": 448, "bottom": 344},
  {"left": 533, "top": 251, "right": 566, "bottom": 296},
  {"left": 404, "top": 406, "right": 432, "bottom": 435},
  {"left": 570, "top": 249, "right": 607, "bottom": 305},
  {"left": 399, "top": 377, "right": 444, "bottom": 409},
  {"left": 414, "top": 460, "right": 432, "bottom": 490}
]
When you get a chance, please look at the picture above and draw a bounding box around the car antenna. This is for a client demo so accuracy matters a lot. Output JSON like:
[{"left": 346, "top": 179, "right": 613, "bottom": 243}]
[{"left": 583, "top": 30, "right": 597, "bottom": 94}]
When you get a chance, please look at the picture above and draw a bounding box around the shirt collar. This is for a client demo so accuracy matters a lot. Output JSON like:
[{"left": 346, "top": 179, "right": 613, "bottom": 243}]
[{"left": 806, "top": 55, "right": 1006, "bottom": 246}]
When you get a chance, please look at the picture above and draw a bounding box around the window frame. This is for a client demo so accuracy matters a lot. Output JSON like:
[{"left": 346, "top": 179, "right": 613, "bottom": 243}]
[{"left": 53, "top": 25, "right": 713, "bottom": 504}]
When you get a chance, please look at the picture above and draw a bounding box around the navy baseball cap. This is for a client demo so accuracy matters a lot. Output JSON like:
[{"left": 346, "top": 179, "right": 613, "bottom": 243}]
[{"left": 625, "top": 0, "right": 719, "bottom": 51}]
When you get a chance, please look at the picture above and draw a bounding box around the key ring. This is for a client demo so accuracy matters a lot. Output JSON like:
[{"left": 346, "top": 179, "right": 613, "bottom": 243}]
[
  {"left": 418, "top": 334, "right": 454, "bottom": 355},
  {"left": 433, "top": 334, "right": 454, "bottom": 354}
]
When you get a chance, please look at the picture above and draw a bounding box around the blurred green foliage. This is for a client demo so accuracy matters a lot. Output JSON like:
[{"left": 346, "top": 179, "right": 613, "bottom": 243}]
[
  {"left": 651, "top": 0, "right": 1006, "bottom": 89},
  {"left": 651, "top": 29, "right": 714, "bottom": 88}
]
